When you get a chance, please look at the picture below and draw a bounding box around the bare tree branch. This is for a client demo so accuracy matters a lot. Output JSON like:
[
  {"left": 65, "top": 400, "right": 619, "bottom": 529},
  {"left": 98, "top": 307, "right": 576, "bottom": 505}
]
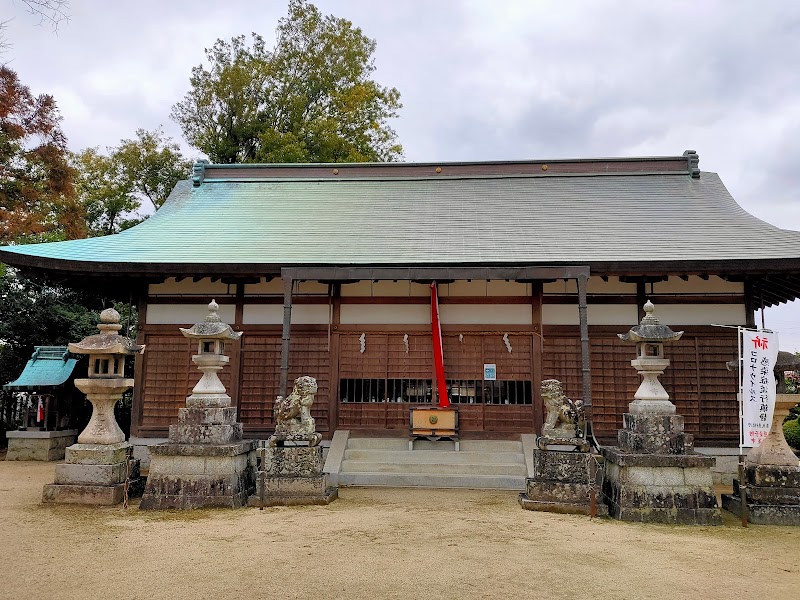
[{"left": 17, "top": 0, "right": 70, "bottom": 31}]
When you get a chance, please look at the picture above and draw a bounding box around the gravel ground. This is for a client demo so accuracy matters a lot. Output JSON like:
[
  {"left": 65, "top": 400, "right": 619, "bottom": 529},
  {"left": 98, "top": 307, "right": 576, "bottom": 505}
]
[{"left": 1, "top": 460, "right": 798, "bottom": 600}]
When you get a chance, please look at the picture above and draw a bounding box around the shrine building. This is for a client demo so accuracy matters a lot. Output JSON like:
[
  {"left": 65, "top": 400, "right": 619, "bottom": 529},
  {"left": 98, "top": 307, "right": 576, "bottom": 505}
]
[{"left": 3, "top": 150, "right": 800, "bottom": 468}]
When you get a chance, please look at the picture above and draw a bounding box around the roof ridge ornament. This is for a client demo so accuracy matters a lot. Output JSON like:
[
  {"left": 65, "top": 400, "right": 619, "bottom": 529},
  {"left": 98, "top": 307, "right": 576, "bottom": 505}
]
[
  {"left": 683, "top": 149, "right": 700, "bottom": 179},
  {"left": 192, "top": 159, "right": 209, "bottom": 187}
]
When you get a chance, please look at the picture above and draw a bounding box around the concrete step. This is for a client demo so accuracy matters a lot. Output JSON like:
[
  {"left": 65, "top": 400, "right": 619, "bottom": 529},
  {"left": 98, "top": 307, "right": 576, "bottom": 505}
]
[
  {"left": 343, "top": 449, "right": 525, "bottom": 465},
  {"left": 337, "top": 471, "right": 526, "bottom": 490},
  {"left": 337, "top": 437, "right": 527, "bottom": 490},
  {"left": 345, "top": 438, "right": 523, "bottom": 452},
  {"left": 340, "top": 460, "right": 527, "bottom": 476}
]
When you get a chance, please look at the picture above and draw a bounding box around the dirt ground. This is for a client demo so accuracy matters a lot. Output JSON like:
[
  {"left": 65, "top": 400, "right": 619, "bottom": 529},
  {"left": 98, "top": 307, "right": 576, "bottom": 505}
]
[{"left": 1, "top": 461, "right": 798, "bottom": 600}]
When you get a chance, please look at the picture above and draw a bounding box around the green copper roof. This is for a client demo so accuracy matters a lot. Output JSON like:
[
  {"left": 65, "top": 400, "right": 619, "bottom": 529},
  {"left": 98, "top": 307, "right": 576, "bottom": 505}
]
[
  {"left": 3, "top": 164, "right": 800, "bottom": 273},
  {"left": 4, "top": 346, "right": 79, "bottom": 391}
]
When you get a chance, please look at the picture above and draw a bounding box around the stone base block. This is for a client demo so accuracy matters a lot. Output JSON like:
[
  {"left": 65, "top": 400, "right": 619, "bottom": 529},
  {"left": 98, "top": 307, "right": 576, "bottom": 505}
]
[
  {"left": 733, "top": 478, "right": 800, "bottom": 505},
  {"left": 532, "top": 449, "right": 597, "bottom": 482},
  {"left": 745, "top": 464, "right": 800, "bottom": 488},
  {"left": 43, "top": 441, "right": 141, "bottom": 506},
  {"left": 43, "top": 482, "right": 127, "bottom": 505},
  {"left": 262, "top": 445, "right": 324, "bottom": 477},
  {"left": 721, "top": 494, "right": 800, "bottom": 526},
  {"left": 140, "top": 474, "right": 253, "bottom": 509},
  {"left": 65, "top": 442, "right": 131, "bottom": 465},
  {"left": 6, "top": 430, "right": 78, "bottom": 461},
  {"left": 139, "top": 440, "right": 256, "bottom": 510},
  {"left": 618, "top": 414, "right": 692, "bottom": 454},
  {"left": 602, "top": 446, "right": 722, "bottom": 525},
  {"left": 518, "top": 493, "right": 608, "bottom": 516},
  {"left": 525, "top": 480, "right": 594, "bottom": 504},
  {"left": 177, "top": 406, "right": 238, "bottom": 425},
  {"left": 249, "top": 473, "right": 338, "bottom": 506},
  {"left": 54, "top": 461, "right": 127, "bottom": 485},
  {"left": 524, "top": 450, "right": 603, "bottom": 515},
  {"left": 168, "top": 423, "right": 243, "bottom": 445}
]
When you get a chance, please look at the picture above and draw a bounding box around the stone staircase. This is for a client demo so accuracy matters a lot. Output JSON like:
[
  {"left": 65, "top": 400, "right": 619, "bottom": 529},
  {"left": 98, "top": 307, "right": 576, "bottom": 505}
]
[{"left": 333, "top": 436, "right": 527, "bottom": 490}]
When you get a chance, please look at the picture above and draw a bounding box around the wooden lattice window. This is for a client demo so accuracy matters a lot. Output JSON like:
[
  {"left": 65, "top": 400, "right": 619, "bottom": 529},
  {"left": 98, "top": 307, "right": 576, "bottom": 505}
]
[
  {"left": 141, "top": 334, "right": 232, "bottom": 428},
  {"left": 239, "top": 333, "right": 330, "bottom": 431}
]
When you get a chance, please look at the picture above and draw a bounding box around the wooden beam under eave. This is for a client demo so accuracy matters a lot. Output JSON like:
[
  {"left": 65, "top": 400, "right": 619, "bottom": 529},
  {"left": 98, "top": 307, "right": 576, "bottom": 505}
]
[{"left": 761, "top": 277, "right": 800, "bottom": 304}]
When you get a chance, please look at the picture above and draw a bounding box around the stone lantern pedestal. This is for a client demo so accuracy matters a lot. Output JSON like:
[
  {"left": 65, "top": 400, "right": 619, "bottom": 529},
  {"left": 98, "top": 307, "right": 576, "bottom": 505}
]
[
  {"left": 722, "top": 357, "right": 800, "bottom": 525},
  {"left": 43, "top": 309, "right": 144, "bottom": 505},
  {"left": 140, "top": 301, "right": 256, "bottom": 510},
  {"left": 601, "top": 302, "right": 722, "bottom": 524}
]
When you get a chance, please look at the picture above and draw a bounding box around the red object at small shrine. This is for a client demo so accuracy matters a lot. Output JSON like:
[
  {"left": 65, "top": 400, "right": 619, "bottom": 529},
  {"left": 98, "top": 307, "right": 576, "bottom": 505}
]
[{"left": 430, "top": 282, "right": 449, "bottom": 408}]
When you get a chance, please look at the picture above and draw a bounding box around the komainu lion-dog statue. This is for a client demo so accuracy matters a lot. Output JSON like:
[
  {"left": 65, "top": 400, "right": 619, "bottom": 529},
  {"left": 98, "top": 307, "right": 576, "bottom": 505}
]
[
  {"left": 537, "top": 378, "right": 589, "bottom": 452},
  {"left": 268, "top": 375, "right": 323, "bottom": 447}
]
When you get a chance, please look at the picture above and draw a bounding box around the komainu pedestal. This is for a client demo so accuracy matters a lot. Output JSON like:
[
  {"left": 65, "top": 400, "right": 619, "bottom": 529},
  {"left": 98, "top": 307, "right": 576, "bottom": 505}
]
[
  {"left": 249, "top": 376, "right": 337, "bottom": 506},
  {"left": 140, "top": 301, "right": 256, "bottom": 510},
  {"left": 602, "top": 302, "right": 722, "bottom": 524},
  {"left": 251, "top": 445, "right": 337, "bottom": 506},
  {"left": 722, "top": 390, "right": 800, "bottom": 525},
  {"left": 519, "top": 449, "right": 607, "bottom": 516},
  {"left": 520, "top": 379, "right": 603, "bottom": 515}
]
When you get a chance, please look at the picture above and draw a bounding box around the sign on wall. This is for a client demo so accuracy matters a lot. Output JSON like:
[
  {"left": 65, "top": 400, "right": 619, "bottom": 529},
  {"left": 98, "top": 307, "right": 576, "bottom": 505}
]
[
  {"left": 740, "top": 329, "right": 779, "bottom": 448},
  {"left": 483, "top": 363, "right": 497, "bottom": 381}
]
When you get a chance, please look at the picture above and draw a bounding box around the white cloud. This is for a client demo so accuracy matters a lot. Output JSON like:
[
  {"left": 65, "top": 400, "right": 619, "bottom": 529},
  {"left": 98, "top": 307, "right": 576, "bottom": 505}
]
[{"left": 3, "top": 0, "right": 800, "bottom": 347}]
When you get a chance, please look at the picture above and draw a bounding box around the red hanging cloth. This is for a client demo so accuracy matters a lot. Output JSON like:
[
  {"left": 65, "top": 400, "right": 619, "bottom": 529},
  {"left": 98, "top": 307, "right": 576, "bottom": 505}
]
[{"left": 430, "top": 282, "right": 450, "bottom": 408}]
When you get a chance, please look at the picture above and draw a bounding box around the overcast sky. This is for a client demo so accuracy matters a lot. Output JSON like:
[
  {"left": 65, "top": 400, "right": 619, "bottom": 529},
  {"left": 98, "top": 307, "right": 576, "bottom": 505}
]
[{"left": 4, "top": 0, "right": 800, "bottom": 347}]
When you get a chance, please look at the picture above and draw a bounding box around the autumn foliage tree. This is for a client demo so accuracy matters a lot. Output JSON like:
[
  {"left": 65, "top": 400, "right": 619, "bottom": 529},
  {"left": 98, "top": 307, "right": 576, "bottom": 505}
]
[
  {"left": 0, "top": 66, "right": 84, "bottom": 244},
  {"left": 171, "top": 0, "right": 402, "bottom": 164}
]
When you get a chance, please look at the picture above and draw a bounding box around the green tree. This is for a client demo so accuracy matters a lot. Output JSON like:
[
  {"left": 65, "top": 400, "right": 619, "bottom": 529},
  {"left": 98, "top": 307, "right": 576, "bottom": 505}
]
[
  {"left": 73, "top": 128, "right": 192, "bottom": 235},
  {"left": 73, "top": 148, "right": 140, "bottom": 236},
  {"left": 114, "top": 128, "right": 193, "bottom": 210},
  {"left": 171, "top": 0, "right": 402, "bottom": 164}
]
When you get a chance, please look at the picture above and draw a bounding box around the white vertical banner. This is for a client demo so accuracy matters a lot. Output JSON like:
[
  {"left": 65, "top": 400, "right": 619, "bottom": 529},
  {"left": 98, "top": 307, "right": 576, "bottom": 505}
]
[{"left": 741, "top": 329, "right": 779, "bottom": 447}]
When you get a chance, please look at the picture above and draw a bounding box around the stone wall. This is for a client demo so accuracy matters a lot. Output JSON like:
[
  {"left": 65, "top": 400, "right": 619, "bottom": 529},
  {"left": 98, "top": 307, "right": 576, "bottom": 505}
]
[{"left": 6, "top": 430, "right": 77, "bottom": 461}]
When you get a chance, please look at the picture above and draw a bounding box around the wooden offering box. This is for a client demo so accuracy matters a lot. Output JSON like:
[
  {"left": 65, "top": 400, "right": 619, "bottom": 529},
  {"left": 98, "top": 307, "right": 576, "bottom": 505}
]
[{"left": 409, "top": 407, "right": 459, "bottom": 449}]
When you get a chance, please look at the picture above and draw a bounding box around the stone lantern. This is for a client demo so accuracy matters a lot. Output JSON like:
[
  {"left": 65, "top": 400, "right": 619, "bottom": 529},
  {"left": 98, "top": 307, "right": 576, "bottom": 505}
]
[
  {"left": 69, "top": 308, "right": 144, "bottom": 444},
  {"left": 617, "top": 300, "right": 683, "bottom": 415},
  {"left": 140, "top": 299, "right": 256, "bottom": 510},
  {"left": 43, "top": 308, "right": 145, "bottom": 505},
  {"left": 601, "top": 300, "right": 722, "bottom": 524},
  {"left": 179, "top": 299, "right": 241, "bottom": 408}
]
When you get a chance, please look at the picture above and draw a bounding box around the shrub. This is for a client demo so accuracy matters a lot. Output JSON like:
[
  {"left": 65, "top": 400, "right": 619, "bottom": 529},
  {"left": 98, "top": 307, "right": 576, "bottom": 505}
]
[{"left": 783, "top": 418, "right": 800, "bottom": 450}]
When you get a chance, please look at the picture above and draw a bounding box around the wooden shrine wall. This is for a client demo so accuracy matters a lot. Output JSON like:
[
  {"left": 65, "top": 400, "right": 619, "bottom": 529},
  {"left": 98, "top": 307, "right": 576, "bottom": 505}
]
[
  {"left": 542, "top": 328, "right": 739, "bottom": 442},
  {"left": 135, "top": 328, "right": 330, "bottom": 437}
]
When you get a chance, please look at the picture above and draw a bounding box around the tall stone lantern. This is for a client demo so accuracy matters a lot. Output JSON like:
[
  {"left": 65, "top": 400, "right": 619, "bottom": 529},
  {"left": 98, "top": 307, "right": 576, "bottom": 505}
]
[
  {"left": 618, "top": 300, "right": 683, "bottom": 416},
  {"left": 140, "top": 300, "right": 257, "bottom": 510},
  {"left": 70, "top": 308, "right": 144, "bottom": 444},
  {"left": 43, "top": 308, "right": 145, "bottom": 505},
  {"left": 600, "top": 301, "right": 722, "bottom": 524},
  {"left": 179, "top": 299, "right": 241, "bottom": 410}
]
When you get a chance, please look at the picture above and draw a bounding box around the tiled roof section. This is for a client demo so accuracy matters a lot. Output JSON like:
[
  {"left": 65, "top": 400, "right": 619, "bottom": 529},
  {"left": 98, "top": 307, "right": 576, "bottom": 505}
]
[{"left": 2, "top": 154, "right": 800, "bottom": 276}]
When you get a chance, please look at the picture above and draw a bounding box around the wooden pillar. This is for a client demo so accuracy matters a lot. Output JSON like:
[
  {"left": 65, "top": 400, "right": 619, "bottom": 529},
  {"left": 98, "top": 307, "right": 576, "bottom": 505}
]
[
  {"left": 130, "top": 285, "right": 148, "bottom": 438},
  {"left": 636, "top": 279, "right": 647, "bottom": 321},
  {"left": 577, "top": 273, "right": 592, "bottom": 411},
  {"left": 279, "top": 277, "right": 294, "bottom": 399},
  {"left": 744, "top": 278, "right": 757, "bottom": 329},
  {"left": 328, "top": 283, "right": 342, "bottom": 436},
  {"left": 228, "top": 282, "right": 245, "bottom": 411},
  {"left": 531, "top": 281, "right": 544, "bottom": 432}
]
